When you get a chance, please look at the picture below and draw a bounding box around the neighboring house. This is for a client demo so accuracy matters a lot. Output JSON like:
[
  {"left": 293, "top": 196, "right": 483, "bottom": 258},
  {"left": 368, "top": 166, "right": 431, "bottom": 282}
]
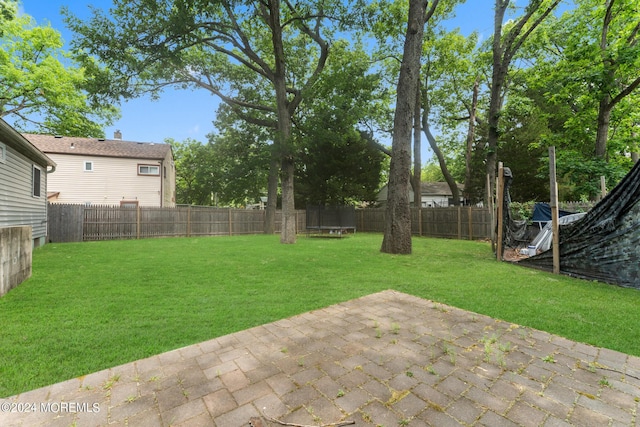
[
  {"left": 25, "top": 132, "right": 175, "bottom": 207},
  {"left": 0, "top": 119, "right": 57, "bottom": 247},
  {"left": 377, "top": 181, "right": 466, "bottom": 207}
]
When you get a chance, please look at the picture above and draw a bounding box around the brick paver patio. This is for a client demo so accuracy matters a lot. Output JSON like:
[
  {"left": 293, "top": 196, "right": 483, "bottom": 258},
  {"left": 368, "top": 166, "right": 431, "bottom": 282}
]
[{"left": 2, "top": 290, "right": 639, "bottom": 426}]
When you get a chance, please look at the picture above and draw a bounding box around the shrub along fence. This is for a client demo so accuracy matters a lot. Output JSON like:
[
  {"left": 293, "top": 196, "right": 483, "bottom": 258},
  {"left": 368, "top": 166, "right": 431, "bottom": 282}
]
[{"left": 47, "top": 204, "right": 492, "bottom": 243}]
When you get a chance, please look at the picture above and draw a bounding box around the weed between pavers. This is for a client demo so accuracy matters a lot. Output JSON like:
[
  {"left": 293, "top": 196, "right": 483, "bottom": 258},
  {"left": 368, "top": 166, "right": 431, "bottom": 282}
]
[
  {"left": 443, "top": 342, "right": 457, "bottom": 364},
  {"left": 577, "top": 391, "right": 596, "bottom": 399},
  {"left": 542, "top": 354, "right": 556, "bottom": 364},
  {"left": 429, "top": 401, "right": 445, "bottom": 412},
  {"left": 391, "top": 323, "right": 400, "bottom": 335},
  {"left": 424, "top": 365, "right": 437, "bottom": 375},
  {"left": 599, "top": 377, "right": 611, "bottom": 387},
  {"left": 305, "top": 405, "right": 322, "bottom": 424},
  {"left": 479, "top": 333, "right": 513, "bottom": 368},
  {"left": 102, "top": 374, "right": 120, "bottom": 390},
  {"left": 386, "top": 389, "right": 410, "bottom": 406}
]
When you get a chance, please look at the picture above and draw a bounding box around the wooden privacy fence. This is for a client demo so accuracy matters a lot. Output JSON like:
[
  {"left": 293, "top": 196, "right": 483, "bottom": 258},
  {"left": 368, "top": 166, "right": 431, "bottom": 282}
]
[
  {"left": 47, "top": 204, "right": 305, "bottom": 242},
  {"left": 47, "top": 204, "right": 492, "bottom": 243},
  {"left": 357, "top": 207, "right": 492, "bottom": 240}
]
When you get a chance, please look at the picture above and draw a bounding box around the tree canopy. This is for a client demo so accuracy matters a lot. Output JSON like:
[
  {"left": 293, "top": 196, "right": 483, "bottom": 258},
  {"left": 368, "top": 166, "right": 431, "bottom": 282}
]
[
  {"left": 0, "top": 3, "right": 118, "bottom": 136},
  {"left": 64, "top": 0, "right": 369, "bottom": 243},
  {"left": 8, "top": 0, "right": 633, "bottom": 215}
]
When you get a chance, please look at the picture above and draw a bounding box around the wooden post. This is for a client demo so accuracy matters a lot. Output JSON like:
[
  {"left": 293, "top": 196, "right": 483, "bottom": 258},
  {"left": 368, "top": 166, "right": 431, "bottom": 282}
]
[
  {"left": 228, "top": 208, "right": 233, "bottom": 236},
  {"left": 549, "top": 147, "right": 560, "bottom": 274},
  {"left": 488, "top": 174, "right": 495, "bottom": 251},
  {"left": 457, "top": 206, "right": 462, "bottom": 240},
  {"left": 136, "top": 205, "right": 141, "bottom": 240},
  {"left": 263, "top": 209, "right": 267, "bottom": 234},
  {"left": 468, "top": 206, "right": 473, "bottom": 240},
  {"left": 418, "top": 208, "right": 423, "bottom": 236},
  {"left": 187, "top": 205, "right": 191, "bottom": 237},
  {"left": 600, "top": 175, "right": 607, "bottom": 200},
  {"left": 496, "top": 163, "right": 504, "bottom": 261}
]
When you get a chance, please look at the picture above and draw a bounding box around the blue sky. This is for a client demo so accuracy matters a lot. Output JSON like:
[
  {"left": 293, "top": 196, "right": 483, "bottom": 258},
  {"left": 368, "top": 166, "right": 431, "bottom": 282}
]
[{"left": 19, "top": 0, "right": 495, "bottom": 149}]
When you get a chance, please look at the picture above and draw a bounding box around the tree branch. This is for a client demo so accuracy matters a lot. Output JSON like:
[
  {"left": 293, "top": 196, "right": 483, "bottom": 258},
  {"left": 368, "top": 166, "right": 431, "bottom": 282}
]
[
  {"left": 608, "top": 75, "right": 640, "bottom": 109},
  {"left": 370, "top": 140, "right": 392, "bottom": 157},
  {"left": 282, "top": 0, "right": 330, "bottom": 114},
  {"left": 503, "top": 0, "right": 561, "bottom": 67},
  {"left": 626, "top": 20, "right": 640, "bottom": 46}
]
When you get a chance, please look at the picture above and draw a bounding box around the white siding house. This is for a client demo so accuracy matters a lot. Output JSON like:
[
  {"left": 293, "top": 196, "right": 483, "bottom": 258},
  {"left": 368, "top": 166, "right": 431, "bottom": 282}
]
[
  {"left": 0, "top": 119, "right": 56, "bottom": 247},
  {"left": 377, "top": 182, "right": 466, "bottom": 207},
  {"left": 25, "top": 133, "right": 175, "bottom": 207}
]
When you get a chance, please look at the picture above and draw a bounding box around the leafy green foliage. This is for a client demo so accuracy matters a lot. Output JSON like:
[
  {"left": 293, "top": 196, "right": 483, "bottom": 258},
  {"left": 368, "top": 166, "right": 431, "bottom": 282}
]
[
  {"left": 294, "top": 41, "right": 387, "bottom": 207},
  {"left": 496, "top": 88, "right": 549, "bottom": 201},
  {"left": 206, "top": 107, "right": 273, "bottom": 207},
  {"left": 0, "top": 10, "right": 119, "bottom": 136},
  {"left": 555, "top": 150, "right": 631, "bottom": 200},
  {"left": 168, "top": 138, "right": 218, "bottom": 206},
  {"left": 492, "top": 0, "right": 640, "bottom": 200},
  {"left": 63, "top": 0, "right": 357, "bottom": 129},
  {"left": 168, "top": 112, "right": 272, "bottom": 208},
  {"left": 296, "top": 130, "right": 385, "bottom": 207},
  {"left": 0, "top": 0, "right": 16, "bottom": 34}
]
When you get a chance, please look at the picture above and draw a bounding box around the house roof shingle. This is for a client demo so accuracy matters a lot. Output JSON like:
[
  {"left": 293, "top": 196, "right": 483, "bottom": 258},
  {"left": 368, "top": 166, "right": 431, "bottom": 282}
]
[
  {"left": 0, "top": 120, "right": 56, "bottom": 168},
  {"left": 23, "top": 134, "right": 172, "bottom": 160},
  {"left": 419, "top": 182, "right": 465, "bottom": 196}
]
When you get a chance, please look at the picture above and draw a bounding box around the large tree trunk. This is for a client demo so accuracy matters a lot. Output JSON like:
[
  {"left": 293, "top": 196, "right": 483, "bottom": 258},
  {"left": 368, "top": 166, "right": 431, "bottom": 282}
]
[
  {"left": 464, "top": 77, "right": 479, "bottom": 200},
  {"left": 486, "top": 1, "right": 507, "bottom": 205},
  {"left": 486, "top": 0, "right": 560, "bottom": 204},
  {"left": 595, "top": 96, "right": 611, "bottom": 159},
  {"left": 381, "top": 0, "right": 428, "bottom": 255},
  {"left": 413, "top": 79, "right": 422, "bottom": 208},
  {"left": 264, "top": 151, "right": 279, "bottom": 234},
  {"left": 280, "top": 157, "right": 296, "bottom": 243},
  {"left": 594, "top": 0, "right": 615, "bottom": 160},
  {"left": 268, "top": 0, "right": 296, "bottom": 244}
]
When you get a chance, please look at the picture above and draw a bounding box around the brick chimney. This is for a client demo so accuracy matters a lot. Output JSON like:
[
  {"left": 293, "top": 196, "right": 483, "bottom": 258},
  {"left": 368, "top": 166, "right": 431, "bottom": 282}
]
[{"left": 114, "top": 130, "right": 122, "bottom": 140}]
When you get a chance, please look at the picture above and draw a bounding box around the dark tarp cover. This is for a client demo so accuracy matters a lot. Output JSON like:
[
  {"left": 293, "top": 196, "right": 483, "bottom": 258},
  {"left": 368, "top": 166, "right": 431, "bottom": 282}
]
[
  {"left": 519, "top": 161, "right": 640, "bottom": 288},
  {"left": 306, "top": 205, "right": 356, "bottom": 229},
  {"left": 501, "top": 167, "right": 529, "bottom": 252},
  {"left": 532, "top": 203, "right": 574, "bottom": 223}
]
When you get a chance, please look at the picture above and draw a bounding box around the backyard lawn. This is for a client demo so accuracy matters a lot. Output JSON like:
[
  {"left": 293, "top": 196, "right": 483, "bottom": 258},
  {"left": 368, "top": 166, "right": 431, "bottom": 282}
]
[{"left": 1, "top": 233, "right": 639, "bottom": 398}]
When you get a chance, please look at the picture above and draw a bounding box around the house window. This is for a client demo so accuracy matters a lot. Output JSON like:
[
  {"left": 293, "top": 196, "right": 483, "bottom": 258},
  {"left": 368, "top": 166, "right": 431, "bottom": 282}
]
[
  {"left": 32, "top": 165, "right": 42, "bottom": 197},
  {"left": 138, "top": 164, "right": 160, "bottom": 176},
  {"left": 84, "top": 161, "right": 94, "bottom": 172},
  {"left": 0, "top": 142, "right": 6, "bottom": 164}
]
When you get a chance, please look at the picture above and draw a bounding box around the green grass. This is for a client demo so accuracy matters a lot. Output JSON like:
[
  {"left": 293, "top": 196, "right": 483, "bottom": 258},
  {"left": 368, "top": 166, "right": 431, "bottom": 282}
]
[{"left": 2, "top": 233, "right": 640, "bottom": 397}]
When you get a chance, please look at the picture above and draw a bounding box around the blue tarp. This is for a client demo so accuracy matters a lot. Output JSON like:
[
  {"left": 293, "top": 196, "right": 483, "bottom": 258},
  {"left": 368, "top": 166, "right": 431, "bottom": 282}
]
[{"left": 532, "top": 203, "right": 574, "bottom": 223}]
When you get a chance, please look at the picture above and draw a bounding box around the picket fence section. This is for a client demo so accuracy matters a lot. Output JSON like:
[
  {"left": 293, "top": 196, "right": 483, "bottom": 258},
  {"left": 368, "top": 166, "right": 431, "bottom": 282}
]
[{"left": 47, "top": 204, "right": 492, "bottom": 243}]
